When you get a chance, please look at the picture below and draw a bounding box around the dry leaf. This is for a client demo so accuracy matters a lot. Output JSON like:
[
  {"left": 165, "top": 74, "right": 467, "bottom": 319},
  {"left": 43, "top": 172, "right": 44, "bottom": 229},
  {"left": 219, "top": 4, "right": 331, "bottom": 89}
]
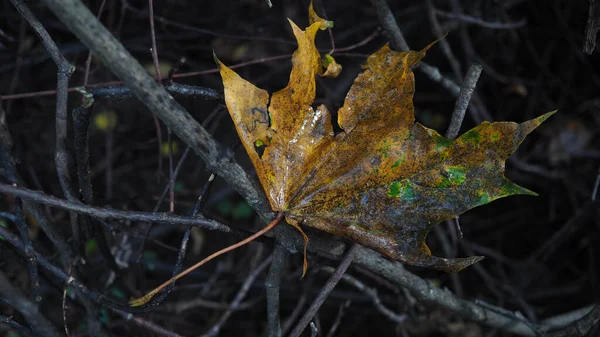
[{"left": 219, "top": 17, "right": 554, "bottom": 273}]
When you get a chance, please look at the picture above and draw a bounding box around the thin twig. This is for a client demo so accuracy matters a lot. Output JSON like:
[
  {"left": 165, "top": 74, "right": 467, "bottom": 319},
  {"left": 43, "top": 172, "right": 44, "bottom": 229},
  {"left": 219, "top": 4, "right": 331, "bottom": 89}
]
[
  {"left": 475, "top": 299, "right": 544, "bottom": 336},
  {"left": 347, "top": 246, "right": 543, "bottom": 336},
  {"left": 0, "top": 106, "right": 41, "bottom": 305},
  {"left": 309, "top": 322, "right": 318, "bottom": 337},
  {"left": 0, "top": 109, "right": 96, "bottom": 335},
  {"left": 10, "top": 0, "right": 81, "bottom": 256},
  {"left": 312, "top": 0, "right": 335, "bottom": 54},
  {"left": 72, "top": 103, "right": 119, "bottom": 272},
  {"left": 265, "top": 243, "right": 287, "bottom": 337},
  {"left": 79, "top": 82, "right": 221, "bottom": 100},
  {"left": 592, "top": 165, "right": 600, "bottom": 201},
  {"left": 434, "top": 9, "right": 527, "bottom": 29},
  {"left": 0, "top": 315, "right": 35, "bottom": 336},
  {"left": 320, "top": 266, "right": 406, "bottom": 323},
  {"left": 2, "top": 30, "right": 376, "bottom": 101},
  {"left": 129, "top": 213, "right": 284, "bottom": 307},
  {"left": 426, "top": 0, "right": 491, "bottom": 125},
  {"left": 111, "top": 309, "right": 185, "bottom": 337},
  {"left": 369, "top": 0, "right": 465, "bottom": 98},
  {"left": 547, "top": 304, "right": 600, "bottom": 337},
  {"left": 134, "top": 107, "right": 221, "bottom": 273},
  {"left": 281, "top": 273, "right": 313, "bottom": 336},
  {"left": 40, "top": 0, "right": 274, "bottom": 225},
  {"left": 82, "top": 0, "right": 107, "bottom": 85},
  {"left": 202, "top": 251, "right": 271, "bottom": 337},
  {"left": 0, "top": 271, "right": 60, "bottom": 337},
  {"left": 288, "top": 244, "right": 359, "bottom": 337},
  {"left": 446, "top": 63, "right": 483, "bottom": 139},
  {"left": 148, "top": 0, "right": 165, "bottom": 185},
  {"left": 584, "top": 0, "right": 600, "bottom": 54},
  {"left": 369, "top": 0, "right": 409, "bottom": 51},
  {"left": 0, "top": 183, "right": 232, "bottom": 232},
  {"left": 0, "top": 225, "right": 203, "bottom": 315},
  {"left": 425, "top": 0, "right": 463, "bottom": 79},
  {"left": 0, "top": 212, "right": 41, "bottom": 305},
  {"left": 168, "top": 295, "right": 261, "bottom": 313},
  {"left": 325, "top": 300, "right": 351, "bottom": 337},
  {"left": 148, "top": 0, "right": 162, "bottom": 83},
  {"left": 62, "top": 263, "right": 74, "bottom": 337},
  {"left": 141, "top": 173, "right": 216, "bottom": 308}
]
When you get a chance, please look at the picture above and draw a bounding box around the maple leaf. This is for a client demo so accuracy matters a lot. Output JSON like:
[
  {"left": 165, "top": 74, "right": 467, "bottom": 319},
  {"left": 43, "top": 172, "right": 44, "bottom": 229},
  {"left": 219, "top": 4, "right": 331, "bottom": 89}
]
[{"left": 219, "top": 20, "right": 554, "bottom": 273}]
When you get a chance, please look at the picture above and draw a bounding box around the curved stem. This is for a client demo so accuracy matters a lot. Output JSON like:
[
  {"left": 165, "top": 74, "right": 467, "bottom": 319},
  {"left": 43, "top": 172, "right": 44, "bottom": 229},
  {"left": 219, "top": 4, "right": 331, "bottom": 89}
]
[{"left": 129, "top": 213, "right": 284, "bottom": 307}]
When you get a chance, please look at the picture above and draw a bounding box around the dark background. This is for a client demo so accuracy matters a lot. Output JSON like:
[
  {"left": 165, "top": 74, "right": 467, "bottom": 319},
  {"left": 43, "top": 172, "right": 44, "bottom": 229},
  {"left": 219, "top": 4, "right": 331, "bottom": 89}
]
[{"left": 0, "top": 0, "right": 599, "bottom": 336}]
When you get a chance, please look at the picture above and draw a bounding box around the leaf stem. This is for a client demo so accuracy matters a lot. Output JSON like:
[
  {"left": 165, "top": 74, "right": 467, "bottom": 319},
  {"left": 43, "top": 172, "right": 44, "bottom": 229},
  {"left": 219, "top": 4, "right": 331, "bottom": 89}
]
[{"left": 129, "top": 212, "right": 284, "bottom": 307}]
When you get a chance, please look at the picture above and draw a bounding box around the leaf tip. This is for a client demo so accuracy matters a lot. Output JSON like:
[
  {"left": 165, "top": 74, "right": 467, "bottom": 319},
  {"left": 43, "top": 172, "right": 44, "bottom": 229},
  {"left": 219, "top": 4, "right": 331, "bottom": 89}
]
[
  {"left": 213, "top": 51, "right": 221, "bottom": 66},
  {"left": 308, "top": 1, "right": 333, "bottom": 30},
  {"left": 287, "top": 18, "right": 300, "bottom": 31},
  {"left": 442, "top": 255, "right": 485, "bottom": 273},
  {"left": 414, "top": 254, "right": 485, "bottom": 273},
  {"left": 520, "top": 110, "right": 556, "bottom": 135},
  {"left": 501, "top": 181, "right": 538, "bottom": 197},
  {"left": 521, "top": 187, "right": 539, "bottom": 197},
  {"left": 536, "top": 110, "right": 557, "bottom": 124}
]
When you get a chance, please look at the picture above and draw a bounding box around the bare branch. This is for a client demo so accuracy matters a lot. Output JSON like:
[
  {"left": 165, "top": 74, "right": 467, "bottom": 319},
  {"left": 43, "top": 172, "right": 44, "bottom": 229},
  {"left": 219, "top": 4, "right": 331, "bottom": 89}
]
[
  {"left": 446, "top": 63, "right": 483, "bottom": 139},
  {"left": 265, "top": 244, "right": 287, "bottom": 337},
  {"left": 40, "top": 0, "right": 273, "bottom": 223},
  {"left": 0, "top": 271, "right": 60, "bottom": 337},
  {"left": 288, "top": 244, "right": 359, "bottom": 337},
  {"left": 0, "top": 183, "right": 231, "bottom": 232},
  {"left": 584, "top": 0, "right": 600, "bottom": 54}
]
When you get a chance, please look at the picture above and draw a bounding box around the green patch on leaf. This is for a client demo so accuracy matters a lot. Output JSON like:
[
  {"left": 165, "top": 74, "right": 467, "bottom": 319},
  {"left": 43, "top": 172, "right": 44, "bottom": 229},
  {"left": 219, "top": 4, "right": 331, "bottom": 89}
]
[
  {"left": 461, "top": 129, "right": 481, "bottom": 146},
  {"left": 388, "top": 182, "right": 401, "bottom": 198},
  {"left": 391, "top": 153, "right": 407, "bottom": 168},
  {"left": 377, "top": 140, "right": 392, "bottom": 158},
  {"left": 476, "top": 192, "right": 490, "bottom": 205},
  {"left": 438, "top": 166, "right": 466, "bottom": 188},
  {"left": 490, "top": 132, "right": 500, "bottom": 142},
  {"left": 388, "top": 180, "right": 415, "bottom": 200},
  {"left": 501, "top": 181, "right": 537, "bottom": 197},
  {"left": 435, "top": 136, "right": 452, "bottom": 150},
  {"left": 445, "top": 166, "right": 466, "bottom": 185},
  {"left": 255, "top": 139, "right": 265, "bottom": 147}
]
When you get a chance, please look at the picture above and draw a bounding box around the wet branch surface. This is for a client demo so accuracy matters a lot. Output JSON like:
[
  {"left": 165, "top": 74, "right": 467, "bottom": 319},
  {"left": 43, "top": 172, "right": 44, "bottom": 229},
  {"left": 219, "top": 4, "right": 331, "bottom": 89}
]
[{"left": 0, "top": 0, "right": 599, "bottom": 336}]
